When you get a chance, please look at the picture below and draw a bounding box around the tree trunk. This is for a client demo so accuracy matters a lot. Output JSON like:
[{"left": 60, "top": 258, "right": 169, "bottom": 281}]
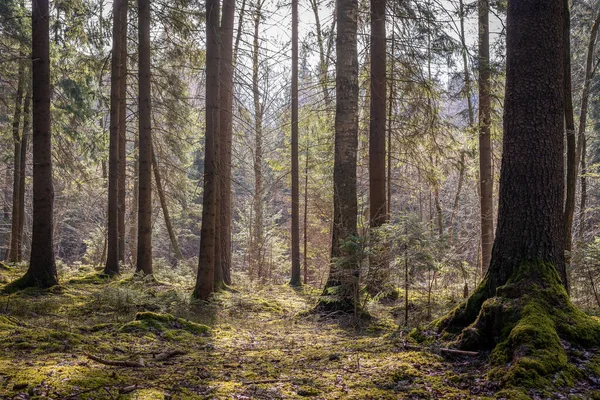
[
  {"left": 436, "top": 0, "right": 600, "bottom": 389},
  {"left": 478, "top": 0, "right": 493, "bottom": 275},
  {"left": 14, "top": 0, "right": 58, "bottom": 288},
  {"left": 572, "top": 9, "right": 600, "bottom": 244},
  {"left": 318, "top": 0, "right": 359, "bottom": 312},
  {"left": 563, "top": 0, "right": 576, "bottom": 293},
  {"left": 290, "top": 0, "right": 301, "bottom": 287},
  {"left": 303, "top": 136, "right": 309, "bottom": 285},
  {"left": 8, "top": 62, "right": 25, "bottom": 263},
  {"left": 118, "top": 0, "right": 128, "bottom": 263},
  {"left": 152, "top": 148, "right": 182, "bottom": 261},
  {"left": 251, "top": 3, "right": 264, "bottom": 281},
  {"left": 17, "top": 89, "right": 31, "bottom": 261},
  {"left": 219, "top": 0, "right": 235, "bottom": 287},
  {"left": 366, "top": 0, "right": 387, "bottom": 295},
  {"left": 194, "top": 0, "right": 220, "bottom": 299},
  {"left": 136, "top": 0, "right": 153, "bottom": 275},
  {"left": 577, "top": 133, "right": 587, "bottom": 241},
  {"left": 129, "top": 137, "right": 139, "bottom": 266},
  {"left": 105, "top": 0, "right": 124, "bottom": 276}
]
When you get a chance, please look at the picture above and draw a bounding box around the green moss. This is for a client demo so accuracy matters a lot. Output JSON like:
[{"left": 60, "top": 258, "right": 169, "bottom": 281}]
[
  {"left": 120, "top": 312, "right": 210, "bottom": 336},
  {"left": 0, "top": 315, "right": 17, "bottom": 330}
]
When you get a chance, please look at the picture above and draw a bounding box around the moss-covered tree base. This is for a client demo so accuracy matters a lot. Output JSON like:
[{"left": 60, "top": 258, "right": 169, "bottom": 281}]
[
  {"left": 3, "top": 270, "right": 59, "bottom": 293},
  {"left": 433, "top": 261, "right": 600, "bottom": 393}
]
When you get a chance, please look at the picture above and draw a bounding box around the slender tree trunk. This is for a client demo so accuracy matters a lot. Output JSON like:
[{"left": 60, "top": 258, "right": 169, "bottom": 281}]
[
  {"left": 16, "top": 0, "right": 58, "bottom": 288},
  {"left": 309, "top": 0, "right": 335, "bottom": 108},
  {"left": 8, "top": 62, "right": 25, "bottom": 262},
  {"left": 251, "top": 3, "right": 265, "bottom": 281},
  {"left": 105, "top": 0, "right": 124, "bottom": 276},
  {"left": 563, "top": 0, "right": 576, "bottom": 293},
  {"left": 129, "top": 137, "right": 139, "bottom": 266},
  {"left": 290, "top": 0, "right": 301, "bottom": 286},
  {"left": 367, "top": 0, "right": 387, "bottom": 294},
  {"left": 318, "top": 0, "right": 359, "bottom": 312},
  {"left": 233, "top": 0, "right": 246, "bottom": 64},
  {"left": 152, "top": 148, "right": 182, "bottom": 260},
  {"left": 219, "top": 0, "right": 235, "bottom": 287},
  {"left": 136, "top": 0, "right": 153, "bottom": 275},
  {"left": 572, "top": 9, "right": 600, "bottom": 245},
  {"left": 194, "top": 0, "right": 220, "bottom": 299},
  {"left": 303, "top": 136, "right": 309, "bottom": 285},
  {"left": 387, "top": 4, "right": 395, "bottom": 217},
  {"left": 118, "top": 0, "right": 128, "bottom": 263},
  {"left": 17, "top": 89, "right": 31, "bottom": 261},
  {"left": 578, "top": 134, "right": 587, "bottom": 241},
  {"left": 478, "top": 0, "right": 493, "bottom": 275}
]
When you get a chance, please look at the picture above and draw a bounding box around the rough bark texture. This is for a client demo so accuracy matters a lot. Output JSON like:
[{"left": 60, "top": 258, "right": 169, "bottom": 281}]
[
  {"left": 8, "top": 62, "right": 24, "bottom": 262},
  {"left": 105, "top": 0, "right": 124, "bottom": 276},
  {"left": 136, "top": 0, "right": 153, "bottom": 275},
  {"left": 478, "top": 0, "right": 493, "bottom": 275},
  {"left": 118, "top": 0, "right": 128, "bottom": 263},
  {"left": 194, "top": 0, "right": 220, "bottom": 299},
  {"left": 434, "top": 0, "right": 600, "bottom": 391},
  {"left": 366, "top": 0, "right": 387, "bottom": 295},
  {"left": 318, "top": 0, "right": 359, "bottom": 312},
  {"left": 17, "top": 89, "right": 31, "bottom": 261},
  {"left": 563, "top": 0, "right": 576, "bottom": 292},
  {"left": 15, "top": 0, "right": 58, "bottom": 288},
  {"left": 289, "top": 0, "right": 301, "bottom": 287},
  {"left": 219, "top": 0, "right": 235, "bottom": 287}
]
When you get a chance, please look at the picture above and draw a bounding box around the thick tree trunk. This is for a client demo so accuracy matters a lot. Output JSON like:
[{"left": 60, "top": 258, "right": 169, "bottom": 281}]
[
  {"left": 478, "top": 0, "right": 493, "bottom": 275},
  {"left": 136, "top": 0, "right": 153, "bottom": 275},
  {"left": 219, "top": 0, "right": 235, "bottom": 287},
  {"left": 15, "top": 0, "right": 58, "bottom": 288},
  {"left": 17, "top": 89, "right": 31, "bottom": 261},
  {"left": 152, "top": 148, "right": 182, "bottom": 261},
  {"left": 290, "top": 0, "right": 301, "bottom": 287},
  {"left": 8, "top": 62, "right": 25, "bottom": 263},
  {"left": 118, "top": 0, "right": 128, "bottom": 263},
  {"left": 366, "top": 0, "right": 387, "bottom": 295},
  {"left": 194, "top": 0, "right": 220, "bottom": 299},
  {"left": 318, "top": 0, "right": 359, "bottom": 312},
  {"left": 563, "top": 0, "right": 576, "bottom": 292},
  {"left": 105, "top": 0, "right": 124, "bottom": 276},
  {"left": 436, "top": 0, "right": 600, "bottom": 389}
]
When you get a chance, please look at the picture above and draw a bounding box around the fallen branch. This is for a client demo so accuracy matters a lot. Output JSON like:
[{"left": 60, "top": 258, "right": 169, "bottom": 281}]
[
  {"left": 155, "top": 350, "right": 186, "bottom": 361},
  {"left": 85, "top": 353, "right": 145, "bottom": 367},
  {"left": 402, "top": 344, "right": 479, "bottom": 357},
  {"left": 242, "top": 378, "right": 293, "bottom": 385}
]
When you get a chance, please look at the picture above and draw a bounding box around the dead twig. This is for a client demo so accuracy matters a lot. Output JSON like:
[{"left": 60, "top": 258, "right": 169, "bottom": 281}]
[
  {"left": 242, "top": 378, "right": 293, "bottom": 385},
  {"left": 85, "top": 353, "right": 145, "bottom": 367},
  {"left": 155, "top": 350, "right": 186, "bottom": 361},
  {"left": 402, "top": 344, "right": 479, "bottom": 357}
]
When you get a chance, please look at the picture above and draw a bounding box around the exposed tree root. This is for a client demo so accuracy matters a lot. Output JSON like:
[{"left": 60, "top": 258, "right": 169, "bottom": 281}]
[{"left": 433, "top": 261, "right": 600, "bottom": 393}]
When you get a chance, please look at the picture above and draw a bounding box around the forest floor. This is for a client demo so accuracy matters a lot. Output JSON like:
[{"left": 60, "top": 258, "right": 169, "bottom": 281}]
[{"left": 0, "top": 262, "right": 597, "bottom": 399}]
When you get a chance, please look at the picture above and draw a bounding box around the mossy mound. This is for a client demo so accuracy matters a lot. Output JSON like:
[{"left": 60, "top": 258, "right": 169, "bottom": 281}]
[
  {"left": 0, "top": 315, "right": 17, "bottom": 330},
  {"left": 435, "top": 261, "right": 600, "bottom": 393},
  {"left": 120, "top": 312, "right": 210, "bottom": 336}
]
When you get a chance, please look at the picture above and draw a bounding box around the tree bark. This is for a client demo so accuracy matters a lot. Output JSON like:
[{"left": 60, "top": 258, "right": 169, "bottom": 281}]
[
  {"left": 136, "top": 0, "right": 153, "bottom": 275},
  {"left": 152, "top": 148, "right": 182, "bottom": 261},
  {"left": 366, "top": 0, "right": 387, "bottom": 294},
  {"left": 16, "top": 0, "right": 58, "bottom": 288},
  {"left": 8, "top": 61, "right": 25, "bottom": 262},
  {"left": 118, "top": 0, "right": 128, "bottom": 263},
  {"left": 219, "top": 0, "right": 235, "bottom": 287},
  {"left": 318, "top": 0, "right": 359, "bottom": 312},
  {"left": 194, "top": 0, "right": 220, "bottom": 299},
  {"left": 105, "top": 0, "right": 124, "bottom": 276},
  {"left": 251, "top": 3, "right": 265, "bottom": 281},
  {"left": 303, "top": 136, "right": 309, "bottom": 285},
  {"left": 290, "top": 0, "right": 301, "bottom": 286},
  {"left": 478, "top": 0, "right": 493, "bottom": 275},
  {"left": 563, "top": 0, "right": 576, "bottom": 292},
  {"left": 17, "top": 89, "right": 31, "bottom": 261},
  {"left": 572, "top": 9, "right": 600, "bottom": 245}
]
